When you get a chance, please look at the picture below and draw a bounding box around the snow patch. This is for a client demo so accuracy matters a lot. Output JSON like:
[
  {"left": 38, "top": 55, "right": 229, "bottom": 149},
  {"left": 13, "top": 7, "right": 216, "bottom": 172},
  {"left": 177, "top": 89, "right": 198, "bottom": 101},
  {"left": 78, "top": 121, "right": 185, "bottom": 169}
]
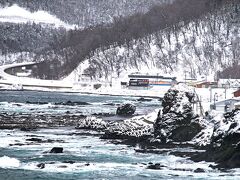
[{"left": 0, "top": 4, "right": 77, "bottom": 29}]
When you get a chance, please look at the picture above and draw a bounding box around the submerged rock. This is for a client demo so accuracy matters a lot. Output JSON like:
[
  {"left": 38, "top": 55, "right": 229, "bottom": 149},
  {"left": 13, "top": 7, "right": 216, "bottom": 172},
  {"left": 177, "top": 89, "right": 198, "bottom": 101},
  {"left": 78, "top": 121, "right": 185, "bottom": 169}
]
[
  {"left": 116, "top": 103, "right": 136, "bottom": 116},
  {"left": 58, "top": 165, "right": 68, "bottom": 168},
  {"left": 194, "top": 168, "right": 205, "bottom": 173},
  {"left": 50, "top": 147, "right": 63, "bottom": 153},
  {"left": 147, "top": 163, "right": 165, "bottom": 170},
  {"left": 63, "top": 160, "right": 75, "bottom": 164},
  {"left": 55, "top": 101, "right": 90, "bottom": 106},
  {"left": 37, "top": 163, "right": 45, "bottom": 169},
  {"left": 154, "top": 84, "right": 203, "bottom": 143},
  {"left": 137, "top": 97, "right": 152, "bottom": 102},
  {"left": 26, "top": 138, "right": 42, "bottom": 142}
]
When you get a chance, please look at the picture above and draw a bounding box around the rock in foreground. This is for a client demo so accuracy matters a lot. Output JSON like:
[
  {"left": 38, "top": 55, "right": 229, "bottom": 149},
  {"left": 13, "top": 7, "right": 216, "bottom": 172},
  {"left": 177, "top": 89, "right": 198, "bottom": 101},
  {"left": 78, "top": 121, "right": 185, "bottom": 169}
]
[
  {"left": 154, "top": 84, "right": 203, "bottom": 143},
  {"left": 194, "top": 109, "right": 240, "bottom": 169},
  {"left": 116, "top": 104, "right": 136, "bottom": 116},
  {"left": 50, "top": 147, "right": 63, "bottom": 153}
]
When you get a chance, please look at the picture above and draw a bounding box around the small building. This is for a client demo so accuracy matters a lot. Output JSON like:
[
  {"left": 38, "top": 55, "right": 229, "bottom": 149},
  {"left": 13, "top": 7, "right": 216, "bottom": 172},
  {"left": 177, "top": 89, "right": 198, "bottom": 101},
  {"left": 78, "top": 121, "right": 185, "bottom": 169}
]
[
  {"left": 235, "top": 102, "right": 240, "bottom": 110},
  {"left": 195, "top": 81, "right": 218, "bottom": 88},
  {"left": 129, "top": 79, "right": 149, "bottom": 87},
  {"left": 234, "top": 89, "right": 240, "bottom": 97},
  {"left": 128, "top": 74, "right": 176, "bottom": 88},
  {"left": 16, "top": 70, "right": 32, "bottom": 77},
  {"left": 210, "top": 98, "right": 240, "bottom": 112},
  {"left": 184, "top": 78, "right": 198, "bottom": 87},
  {"left": 218, "top": 79, "right": 240, "bottom": 88}
]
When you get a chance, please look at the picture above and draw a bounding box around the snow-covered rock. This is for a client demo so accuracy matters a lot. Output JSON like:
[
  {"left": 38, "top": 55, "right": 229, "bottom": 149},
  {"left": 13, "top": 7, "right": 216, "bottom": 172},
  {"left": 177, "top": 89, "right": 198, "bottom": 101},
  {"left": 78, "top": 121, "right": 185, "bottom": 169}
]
[
  {"left": 154, "top": 84, "right": 204, "bottom": 143},
  {"left": 193, "top": 109, "right": 240, "bottom": 169},
  {"left": 102, "top": 118, "right": 153, "bottom": 140},
  {"left": 76, "top": 116, "right": 107, "bottom": 130}
]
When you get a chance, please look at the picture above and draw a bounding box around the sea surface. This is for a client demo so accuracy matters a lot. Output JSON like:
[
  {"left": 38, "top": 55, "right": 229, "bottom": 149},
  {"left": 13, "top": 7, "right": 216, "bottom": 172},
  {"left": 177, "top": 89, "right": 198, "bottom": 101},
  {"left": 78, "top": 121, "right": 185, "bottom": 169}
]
[
  {"left": 0, "top": 90, "right": 240, "bottom": 179},
  {"left": 0, "top": 90, "right": 160, "bottom": 117}
]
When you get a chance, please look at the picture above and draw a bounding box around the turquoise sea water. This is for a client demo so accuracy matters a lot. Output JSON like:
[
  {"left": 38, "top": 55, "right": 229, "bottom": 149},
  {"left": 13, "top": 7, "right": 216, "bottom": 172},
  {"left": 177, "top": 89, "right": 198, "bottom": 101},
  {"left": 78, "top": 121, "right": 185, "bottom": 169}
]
[
  {"left": 0, "top": 90, "right": 159, "bottom": 116},
  {"left": 1, "top": 128, "right": 240, "bottom": 180},
  {"left": 0, "top": 91, "right": 240, "bottom": 179}
]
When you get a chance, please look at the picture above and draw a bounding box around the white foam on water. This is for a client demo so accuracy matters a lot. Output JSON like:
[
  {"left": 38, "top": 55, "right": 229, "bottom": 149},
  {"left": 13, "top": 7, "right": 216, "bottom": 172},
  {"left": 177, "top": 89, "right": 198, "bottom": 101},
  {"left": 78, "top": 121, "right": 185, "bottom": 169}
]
[
  {"left": 22, "top": 161, "right": 141, "bottom": 173},
  {"left": 0, "top": 156, "right": 20, "bottom": 168},
  {"left": 1, "top": 129, "right": 240, "bottom": 178},
  {"left": 0, "top": 130, "right": 26, "bottom": 148}
]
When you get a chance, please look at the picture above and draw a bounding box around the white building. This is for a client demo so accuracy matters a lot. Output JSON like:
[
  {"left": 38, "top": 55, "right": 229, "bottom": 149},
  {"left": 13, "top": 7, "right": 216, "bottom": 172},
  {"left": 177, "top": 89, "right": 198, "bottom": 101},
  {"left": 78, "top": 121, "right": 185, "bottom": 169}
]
[
  {"left": 210, "top": 98, "right": 240, "bottom": 112},
  {"left": 218, "top": 79, "right": 240, "bottom": 88}
]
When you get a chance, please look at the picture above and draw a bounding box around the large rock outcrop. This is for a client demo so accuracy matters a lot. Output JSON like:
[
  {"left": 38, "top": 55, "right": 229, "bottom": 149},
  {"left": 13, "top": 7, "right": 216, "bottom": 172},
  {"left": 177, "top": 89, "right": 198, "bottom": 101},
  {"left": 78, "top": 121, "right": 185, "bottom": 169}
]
[
  {"left": 194, "top": 109, "right": 240, "bottom": 169},
  {"left": 154, "top": 84, "right": 203, "bottom": 143}
]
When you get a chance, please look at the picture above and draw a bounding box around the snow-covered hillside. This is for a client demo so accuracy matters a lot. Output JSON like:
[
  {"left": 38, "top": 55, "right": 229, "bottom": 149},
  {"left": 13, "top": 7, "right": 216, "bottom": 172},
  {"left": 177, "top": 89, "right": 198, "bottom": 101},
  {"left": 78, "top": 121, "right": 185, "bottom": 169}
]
[
  {"left": 0, "top": 0, "right": 174, "bottom": 26},
  {"left": 0, "top": 0, "right": 239, "bottom": 81},
  {"left": 70, "top": 2, "right": 239, "bottom": 82}
]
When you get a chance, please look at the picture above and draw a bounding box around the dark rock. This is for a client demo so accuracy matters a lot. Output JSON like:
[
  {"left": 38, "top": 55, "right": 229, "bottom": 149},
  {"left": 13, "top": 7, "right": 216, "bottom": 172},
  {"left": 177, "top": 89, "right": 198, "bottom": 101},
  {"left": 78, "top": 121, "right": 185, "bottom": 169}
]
[
  {"left": 137, "top": 97, "right": 152, "bottom": 102},
  {"left": 26, "top": 101, "right": 48, "bottom": 105},
  {"left": 20, "top": 127, "right": 37, "bottom": 131},
  {"left": 63, "top": 160, "right": 75, "bottom": 164},
  {"left": 194, "top": 168, "right": 205, "bottom": 173},
  {"left": 116, "top": 103, "right": 136, "bottom": 116},
  {"left": 58, "top": 165, "right": 68, "bottom": 168},
  {"left": 85, "top": 163, "right": 90, "bottom": 166},
  {"left": 50, "top": 147, "right": 63, "bottom": 153},
  {"left": 147, "top": 163, "right": 165, "bottom": 170},
  {"left": 9, "top": 143, "right": 25, "bottom": 146},
  {"left": 103, "top": 103, "right": 116, "bottom": 106},
  {"left": 48, "top": 162, "right": 56, "bottom": 164},
  {"left": 172, "top": 168, "right": 191, "bottom": 172},
  {"left": 26, "top": 138, "right": 42, "bottom": 142},
  {"left": 55, "top": 101, "right": 90, "bottom": 106},
  {"left": 37, "top": 163, "right": 45, "bottom": 169},
  {"left": 91, "top": 112, "right": 113, "bottom": 117}
]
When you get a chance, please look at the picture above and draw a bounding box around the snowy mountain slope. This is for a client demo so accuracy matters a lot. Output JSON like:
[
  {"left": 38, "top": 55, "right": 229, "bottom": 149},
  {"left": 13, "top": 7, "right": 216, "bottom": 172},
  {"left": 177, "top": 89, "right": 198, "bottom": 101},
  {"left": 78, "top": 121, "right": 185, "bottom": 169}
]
[
  {"left": 0, "top": 0, "right": 239, "bottom": 81},
  {"left": 69, "top": 1, "right": 239, "bottom": 82},
  {"left": 0, "top": 0, "right": 174, "bottom": 26},
  {"left": 0, "top": 1, "right": 173, "bottom": 66},
  {"left": 29, "top": 0, "right": 232, "bottom": 80}
]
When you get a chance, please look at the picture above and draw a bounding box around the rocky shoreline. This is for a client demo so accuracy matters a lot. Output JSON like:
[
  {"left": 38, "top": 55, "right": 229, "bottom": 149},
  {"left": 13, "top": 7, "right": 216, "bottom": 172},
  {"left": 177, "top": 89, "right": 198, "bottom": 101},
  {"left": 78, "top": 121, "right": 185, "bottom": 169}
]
[{"left": 1, "top": 84, "right": 240, "bottom": 170}]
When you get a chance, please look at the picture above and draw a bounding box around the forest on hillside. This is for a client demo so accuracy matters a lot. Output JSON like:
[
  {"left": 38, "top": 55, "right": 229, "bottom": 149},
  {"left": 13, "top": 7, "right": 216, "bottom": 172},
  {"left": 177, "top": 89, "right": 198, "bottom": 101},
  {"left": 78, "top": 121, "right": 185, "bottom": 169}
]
[
  {"left": 0, "top": 0, "right": 173, "bottom": 26},
  {"left": 31, "top": 0, "right": 240, "bottom": 80},
  {"left": 0, "top": 0, "right": 239, "bottom": 80}
]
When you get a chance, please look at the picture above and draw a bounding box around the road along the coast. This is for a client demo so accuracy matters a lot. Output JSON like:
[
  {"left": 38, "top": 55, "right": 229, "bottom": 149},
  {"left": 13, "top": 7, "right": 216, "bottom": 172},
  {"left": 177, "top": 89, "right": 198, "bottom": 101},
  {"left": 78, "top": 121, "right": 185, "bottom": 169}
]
[{"left": 0, "top": 62, "right": 73, "bottom": 90}]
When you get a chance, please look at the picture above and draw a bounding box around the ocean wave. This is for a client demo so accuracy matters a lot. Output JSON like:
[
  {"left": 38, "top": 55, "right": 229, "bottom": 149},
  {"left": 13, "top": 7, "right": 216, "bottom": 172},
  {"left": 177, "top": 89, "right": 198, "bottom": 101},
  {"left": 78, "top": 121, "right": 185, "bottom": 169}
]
[{"left": 0, "top": 156, "right": 20, "bottom": 168}]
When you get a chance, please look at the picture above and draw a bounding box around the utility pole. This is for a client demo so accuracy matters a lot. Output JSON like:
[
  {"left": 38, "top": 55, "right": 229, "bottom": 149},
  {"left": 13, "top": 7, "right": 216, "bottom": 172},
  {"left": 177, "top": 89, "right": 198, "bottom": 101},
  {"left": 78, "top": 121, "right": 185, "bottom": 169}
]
[
  {"left": 225, "top": 85, "right": 227, "bottom": 99},
  {"left": 184, "top": 71, "right": 187, "bottom": 83},
  {"left": 210, "top": 87, "right": 212, "bottom": 103}
]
